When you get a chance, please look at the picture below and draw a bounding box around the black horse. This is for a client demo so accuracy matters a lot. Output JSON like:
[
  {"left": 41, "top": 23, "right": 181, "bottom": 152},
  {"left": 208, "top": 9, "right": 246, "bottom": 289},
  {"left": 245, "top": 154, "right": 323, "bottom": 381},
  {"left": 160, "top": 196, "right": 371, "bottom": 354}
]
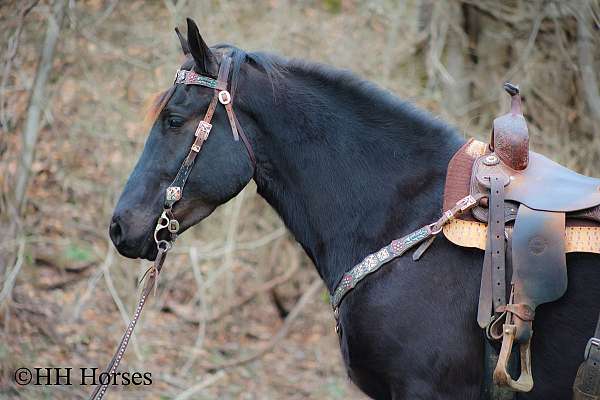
[{"left": 109, "top": 19, "right": 600, "bottom": 400}]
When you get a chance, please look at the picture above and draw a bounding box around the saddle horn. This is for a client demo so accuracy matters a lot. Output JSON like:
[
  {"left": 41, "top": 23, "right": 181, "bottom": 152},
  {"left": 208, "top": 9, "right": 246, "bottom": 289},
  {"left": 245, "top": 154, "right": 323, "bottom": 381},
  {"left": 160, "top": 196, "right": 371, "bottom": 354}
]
[{"left": 490, "top": 82, "right": 529, "bottom": 171}]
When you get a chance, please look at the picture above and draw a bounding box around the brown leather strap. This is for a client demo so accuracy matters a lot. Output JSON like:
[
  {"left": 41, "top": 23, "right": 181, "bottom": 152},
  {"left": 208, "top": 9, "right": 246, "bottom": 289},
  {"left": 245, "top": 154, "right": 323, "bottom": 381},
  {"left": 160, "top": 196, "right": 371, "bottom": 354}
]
[
  {"left": 224, "top": 102, "right": 239, "bottom": 141},
  {"left": 217, "top": 55, "right": 232, "bottom": 88},
  {"left": 89, "top": 250, "right": 167, "bottom": 400},
  {"left": 497, "top": 303, "right": 535, "bottom": 321},
  {"left": 478, "top": 232, "right": 494, "bottom": 329},
  {"left": 490, "top": 175, "right": 507, "bottom": 312},
  {"left": 234, "top": 113, "right": 256, "bottom": 165},
  {"left": 203, "top": 92, "right": 219, "bottom": 124}
]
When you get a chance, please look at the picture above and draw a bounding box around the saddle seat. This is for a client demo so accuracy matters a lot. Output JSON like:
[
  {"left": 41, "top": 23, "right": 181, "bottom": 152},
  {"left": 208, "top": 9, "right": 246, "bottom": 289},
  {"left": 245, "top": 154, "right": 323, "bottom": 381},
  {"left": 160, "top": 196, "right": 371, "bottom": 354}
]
[
  {"left": 442, "top": 83, "right": 600, "bottom": 394},
  {"left": 473, "top": 151, "right": 600, "bottom": 213}
]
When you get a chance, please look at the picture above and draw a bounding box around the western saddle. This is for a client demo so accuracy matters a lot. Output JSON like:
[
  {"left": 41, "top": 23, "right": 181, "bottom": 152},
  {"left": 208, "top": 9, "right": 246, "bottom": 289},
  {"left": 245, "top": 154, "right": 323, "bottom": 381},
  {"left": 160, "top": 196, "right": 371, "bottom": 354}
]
[{"left": 443, "top": 83, "right": 600, "bottom": 396}]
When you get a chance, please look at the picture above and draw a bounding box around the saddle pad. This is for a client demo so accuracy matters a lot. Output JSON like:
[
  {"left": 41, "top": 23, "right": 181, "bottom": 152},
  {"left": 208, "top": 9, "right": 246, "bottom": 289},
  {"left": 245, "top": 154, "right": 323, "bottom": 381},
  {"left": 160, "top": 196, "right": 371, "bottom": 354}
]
[{"left": 443, "top": 219, "right": 600, "bottom": 255}]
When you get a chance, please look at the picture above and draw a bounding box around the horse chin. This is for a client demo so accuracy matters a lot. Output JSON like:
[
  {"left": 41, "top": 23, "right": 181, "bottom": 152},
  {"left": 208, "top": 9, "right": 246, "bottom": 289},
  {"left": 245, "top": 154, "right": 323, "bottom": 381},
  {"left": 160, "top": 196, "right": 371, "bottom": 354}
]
[{"left": 174, "top": 200, "right": 217, "bottom": 230}]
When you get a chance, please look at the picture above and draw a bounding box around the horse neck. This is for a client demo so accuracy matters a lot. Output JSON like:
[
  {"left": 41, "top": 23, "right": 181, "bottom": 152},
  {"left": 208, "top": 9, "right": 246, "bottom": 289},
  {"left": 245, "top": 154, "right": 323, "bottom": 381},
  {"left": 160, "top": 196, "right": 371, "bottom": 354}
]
[{"left": 246, "top": 67, "right": 464, "bottom": 291}]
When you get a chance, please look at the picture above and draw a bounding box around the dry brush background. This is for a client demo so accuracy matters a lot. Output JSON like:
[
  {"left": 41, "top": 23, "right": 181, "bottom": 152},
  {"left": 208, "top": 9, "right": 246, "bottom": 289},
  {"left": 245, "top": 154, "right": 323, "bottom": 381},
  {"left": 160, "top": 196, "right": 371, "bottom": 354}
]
[{"left": 1, "top": 0, "right": 599, "bottom": 399}]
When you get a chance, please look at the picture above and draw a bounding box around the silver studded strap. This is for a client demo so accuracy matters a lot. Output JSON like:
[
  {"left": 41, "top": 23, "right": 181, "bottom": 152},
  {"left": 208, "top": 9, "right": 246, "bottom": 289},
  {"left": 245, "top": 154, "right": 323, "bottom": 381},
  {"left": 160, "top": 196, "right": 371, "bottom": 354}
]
[{"left": 330, "top": 195, "right": 481, "bottom": 310}]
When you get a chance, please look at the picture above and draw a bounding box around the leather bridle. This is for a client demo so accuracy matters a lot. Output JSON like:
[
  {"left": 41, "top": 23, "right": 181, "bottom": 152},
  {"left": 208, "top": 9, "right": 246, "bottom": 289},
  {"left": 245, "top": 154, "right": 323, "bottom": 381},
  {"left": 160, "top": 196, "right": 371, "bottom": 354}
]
[
  {"left": 89, "top": 54, "right": 254, "bottom": 400},
  {"left": 157, "top": 54, "right": 255, "bottom": 255}
]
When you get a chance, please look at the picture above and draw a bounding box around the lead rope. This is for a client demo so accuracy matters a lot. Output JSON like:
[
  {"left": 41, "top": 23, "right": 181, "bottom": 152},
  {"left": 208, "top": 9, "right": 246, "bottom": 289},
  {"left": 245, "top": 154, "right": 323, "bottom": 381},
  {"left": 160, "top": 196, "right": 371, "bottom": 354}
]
[
  {"left": 89, "top": 206, "right": 178, "bottom": 400},
  {"left": 88, "top": 240, "right": 171, "bottom": 400}
]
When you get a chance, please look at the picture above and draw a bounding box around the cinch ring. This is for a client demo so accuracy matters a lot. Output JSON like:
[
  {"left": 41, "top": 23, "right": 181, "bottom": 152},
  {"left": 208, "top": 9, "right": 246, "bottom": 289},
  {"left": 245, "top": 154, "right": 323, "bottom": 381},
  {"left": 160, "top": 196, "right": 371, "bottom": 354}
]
[{"left": 218, "top": 90, "right": 231, "bottom": 105}]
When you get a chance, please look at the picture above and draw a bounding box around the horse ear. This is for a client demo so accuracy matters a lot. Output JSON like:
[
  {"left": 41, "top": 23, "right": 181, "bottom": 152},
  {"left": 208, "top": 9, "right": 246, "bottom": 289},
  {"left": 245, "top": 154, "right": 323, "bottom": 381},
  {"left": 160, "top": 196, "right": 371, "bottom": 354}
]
[
  {"left": 186, "top": 18, "right": 218, "bottom": 77},
  {"left": 175, "top": 27, "right": 190, "bottom": 55}
]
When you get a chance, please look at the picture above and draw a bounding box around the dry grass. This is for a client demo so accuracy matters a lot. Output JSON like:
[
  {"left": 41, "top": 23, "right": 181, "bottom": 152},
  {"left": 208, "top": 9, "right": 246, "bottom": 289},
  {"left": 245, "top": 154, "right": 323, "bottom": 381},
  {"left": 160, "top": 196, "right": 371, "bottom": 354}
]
[{"left": 0, "top": 0, "right": 598, "bottom": 398}]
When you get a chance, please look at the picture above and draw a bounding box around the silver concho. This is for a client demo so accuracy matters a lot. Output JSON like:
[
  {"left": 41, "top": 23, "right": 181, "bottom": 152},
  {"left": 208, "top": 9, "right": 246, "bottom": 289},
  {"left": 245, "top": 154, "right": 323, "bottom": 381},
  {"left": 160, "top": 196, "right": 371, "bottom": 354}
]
[
  {"left": 483, "top": 154, "right": 500, "bottom": 166},
  {"left": 195, "top": 120, "right": 212, "bottom": 138},
  {"left": 166, "top": 186, "right": 182, "bottom": 202},
  {"left": 218, "top": 90, "right": 231, "bottom": 105}
]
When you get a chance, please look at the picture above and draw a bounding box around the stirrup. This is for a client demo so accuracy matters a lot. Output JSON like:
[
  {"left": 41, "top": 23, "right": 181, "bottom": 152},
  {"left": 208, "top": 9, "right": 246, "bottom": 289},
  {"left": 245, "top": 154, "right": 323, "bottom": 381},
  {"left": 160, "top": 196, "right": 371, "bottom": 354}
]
[{"left": 493, "top": 323, "right": 534, "bottom": 392}]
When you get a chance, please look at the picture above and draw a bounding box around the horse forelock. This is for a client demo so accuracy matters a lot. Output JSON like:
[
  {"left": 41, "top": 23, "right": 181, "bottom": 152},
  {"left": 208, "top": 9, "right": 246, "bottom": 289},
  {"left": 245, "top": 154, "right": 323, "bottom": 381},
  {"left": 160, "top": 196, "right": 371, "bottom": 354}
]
[{"left": 143, "top": 86, "right": 176, "bottom": 129}]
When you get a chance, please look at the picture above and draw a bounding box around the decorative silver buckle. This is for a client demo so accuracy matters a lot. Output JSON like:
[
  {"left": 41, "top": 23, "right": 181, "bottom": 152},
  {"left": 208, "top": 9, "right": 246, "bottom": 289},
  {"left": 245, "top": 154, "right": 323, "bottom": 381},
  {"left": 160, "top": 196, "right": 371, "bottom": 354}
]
[
  {"left": 218, "top": 90, "right": 231, "bottom": 105},
  {"left": 584, "top": 337, "right": 600, "bottom": 360},
  {"left": 195, "top": 120, "right": 212, "bottom": 139},
  {"left": 174, "top": 69, "right": 186, "bottom": 84},
  {"left": 165, "top": 186, "right": 182, "bottom": 202},
  {"left": 168, "top": 219, "right": 179, "bottom": 234},
  {"left": 458, "top": 195, "right": 478, "bottom": 211},
  {"left": 428, "top": 222, "right": 443, "bottom": 236}
]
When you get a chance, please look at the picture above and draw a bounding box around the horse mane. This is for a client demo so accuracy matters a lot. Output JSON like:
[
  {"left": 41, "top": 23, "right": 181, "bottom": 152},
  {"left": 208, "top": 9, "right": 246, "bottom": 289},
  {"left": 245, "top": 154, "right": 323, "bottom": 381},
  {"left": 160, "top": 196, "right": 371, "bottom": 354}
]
[
  {"left": 144, "top": 44, "right": 454, "bottom": 148},
  {"left": 219, "top": 44, "right": 452, "bottom": 137}
]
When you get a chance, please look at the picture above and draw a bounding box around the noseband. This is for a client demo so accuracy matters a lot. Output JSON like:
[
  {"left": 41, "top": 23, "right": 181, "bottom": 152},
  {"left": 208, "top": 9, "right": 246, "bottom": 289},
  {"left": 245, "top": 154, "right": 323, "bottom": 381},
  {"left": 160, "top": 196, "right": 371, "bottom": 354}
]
[{"left": 89, "top": 54, "right": 254, "bottom": 400}]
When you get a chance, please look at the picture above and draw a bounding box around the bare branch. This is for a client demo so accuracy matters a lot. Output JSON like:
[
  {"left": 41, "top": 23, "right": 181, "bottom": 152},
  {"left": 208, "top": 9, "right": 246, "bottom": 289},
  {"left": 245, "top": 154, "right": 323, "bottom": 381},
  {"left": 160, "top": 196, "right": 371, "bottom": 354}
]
[
  {"left": 14, "top": 0, "right": 67, "bottom": 213},
  {"left": 0, "top": 236, "right": 25, "bottom": 307},
  {"left": 173, "top": 371, "right": 226, "bottom": 400},
  {"left": 0, "top": 0, "right": 40, "bottom": 132},
  {"left": 577, "top": 2, "right": 600, "bottom": 125}
]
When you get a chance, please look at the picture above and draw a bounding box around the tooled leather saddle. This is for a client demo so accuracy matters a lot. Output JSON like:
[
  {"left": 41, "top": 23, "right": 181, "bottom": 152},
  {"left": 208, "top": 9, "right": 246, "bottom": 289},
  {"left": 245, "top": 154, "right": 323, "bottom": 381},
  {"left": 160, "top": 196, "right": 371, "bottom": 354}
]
[{"left": 443, "top": 83, "right": 600, "bottom": 395}]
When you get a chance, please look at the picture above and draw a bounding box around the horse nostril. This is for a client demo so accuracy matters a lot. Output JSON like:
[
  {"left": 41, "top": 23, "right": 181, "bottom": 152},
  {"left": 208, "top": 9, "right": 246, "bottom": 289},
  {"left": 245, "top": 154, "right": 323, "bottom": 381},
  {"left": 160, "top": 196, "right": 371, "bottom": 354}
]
[{"left": 109, "top": 217, "right": 123, "bottom": 246}]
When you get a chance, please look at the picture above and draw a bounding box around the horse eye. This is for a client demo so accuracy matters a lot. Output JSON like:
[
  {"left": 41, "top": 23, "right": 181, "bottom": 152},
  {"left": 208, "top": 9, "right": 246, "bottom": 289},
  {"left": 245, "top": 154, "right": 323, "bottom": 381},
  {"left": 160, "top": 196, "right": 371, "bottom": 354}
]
[{"left": 167, "top": 116, "right": 185, "bottom": 129}]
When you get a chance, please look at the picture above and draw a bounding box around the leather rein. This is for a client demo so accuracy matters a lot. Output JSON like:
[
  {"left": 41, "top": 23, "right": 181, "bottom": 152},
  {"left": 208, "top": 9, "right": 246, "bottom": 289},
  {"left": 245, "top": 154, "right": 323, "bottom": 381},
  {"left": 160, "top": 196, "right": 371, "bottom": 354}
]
[{"left": 89, "top": 54, "right": 254, "bottom": 400}]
